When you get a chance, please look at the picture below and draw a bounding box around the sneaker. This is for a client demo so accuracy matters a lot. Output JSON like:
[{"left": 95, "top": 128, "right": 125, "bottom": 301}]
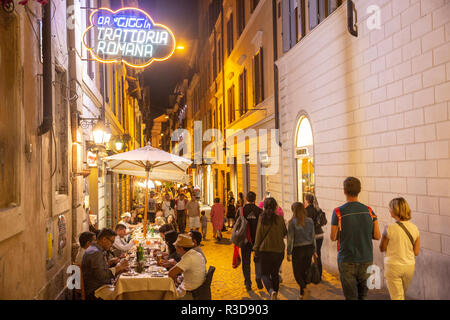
[
  {"left": 256, "top": 278, "right": 264, "bottom": 290},
  {"left": 270, "top": 291, "right": 278, "bottom": 300}
]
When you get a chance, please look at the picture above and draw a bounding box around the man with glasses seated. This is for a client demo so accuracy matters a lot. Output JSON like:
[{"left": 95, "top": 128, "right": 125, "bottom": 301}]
[{"left": 82, "top": 228, "right": 129, "bottom": 300}]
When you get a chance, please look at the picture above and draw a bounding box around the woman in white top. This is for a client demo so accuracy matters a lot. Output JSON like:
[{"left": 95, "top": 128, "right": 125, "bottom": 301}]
[
  {"left": 162, "top": 194, "right": 174, "bottom": 219},
  {"left": 380, "top": 197, "right": 420, "bottom": 300}
]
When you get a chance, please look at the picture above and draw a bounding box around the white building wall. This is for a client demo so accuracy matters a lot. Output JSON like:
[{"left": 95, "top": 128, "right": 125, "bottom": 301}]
[{"left": 276, "top": 0, "right": 450, "bottom": 299}]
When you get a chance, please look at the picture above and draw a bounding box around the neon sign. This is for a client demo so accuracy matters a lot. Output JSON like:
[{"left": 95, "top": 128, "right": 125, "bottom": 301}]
[{"left": 83, "top": 7, "right": 176, "bottom": 68}]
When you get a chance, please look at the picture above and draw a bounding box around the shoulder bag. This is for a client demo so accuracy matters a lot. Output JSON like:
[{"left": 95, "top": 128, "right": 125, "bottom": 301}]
[{"left": 396, "top": 221, "right": 415, "bottom": 248}]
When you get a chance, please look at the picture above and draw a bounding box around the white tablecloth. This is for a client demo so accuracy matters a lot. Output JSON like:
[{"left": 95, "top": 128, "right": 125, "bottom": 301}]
[{"left": 95, "top": 273, "right": 177, "bottom": 300}]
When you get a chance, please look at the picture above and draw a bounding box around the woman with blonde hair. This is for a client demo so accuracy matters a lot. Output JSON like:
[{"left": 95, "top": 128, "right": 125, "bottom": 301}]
[
  {"left": 287, "top": 202, "right": 317, "bottom": 299},
  {"left": 380, "top": 197, "right": 420, "bottom": 300}
]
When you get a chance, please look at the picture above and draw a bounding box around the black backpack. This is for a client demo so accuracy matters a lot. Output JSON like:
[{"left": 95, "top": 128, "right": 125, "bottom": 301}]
[{"left": 316, "top": 209, "right": 327, "bottom": 227}]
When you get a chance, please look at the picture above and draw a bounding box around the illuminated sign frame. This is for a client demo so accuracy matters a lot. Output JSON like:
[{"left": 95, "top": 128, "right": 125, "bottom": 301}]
[{"left": 83, "top": 7, "right": 176, "bottom": 69}]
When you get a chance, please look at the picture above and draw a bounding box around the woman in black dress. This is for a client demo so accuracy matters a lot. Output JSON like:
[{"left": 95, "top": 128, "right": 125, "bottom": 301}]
[{"left": 226, "top": 191, "right": 236, "bottom": 228}]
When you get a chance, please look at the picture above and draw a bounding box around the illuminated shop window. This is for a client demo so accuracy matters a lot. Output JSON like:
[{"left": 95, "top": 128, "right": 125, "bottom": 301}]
[{"left": 295, "top": 116, "right": 315, "bottom": 201}]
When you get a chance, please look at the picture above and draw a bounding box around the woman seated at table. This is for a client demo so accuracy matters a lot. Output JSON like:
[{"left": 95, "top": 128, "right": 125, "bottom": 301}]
[
  {"left": 168, "top": 234, "right": 206, "bottom": 300},
  {"left": 153, "top": 230, "right": 180, "bottom": 269},
  {"left": 167, "top": 214, "right": 178, "bottom": 231}
]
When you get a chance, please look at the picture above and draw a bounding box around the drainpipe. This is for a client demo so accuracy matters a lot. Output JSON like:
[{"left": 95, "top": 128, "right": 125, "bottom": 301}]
[
  {"left": 221, "top": 4, "right": 226, "bottom": 152},
  {"left": 38, "top": 1, "right": 53, "bottom": 136},
  {"left": 272, "top": 0, "right": 281, "bottom": 148},
  {"left": 273, "top": 0, "right": 285, "bottom": 213}
]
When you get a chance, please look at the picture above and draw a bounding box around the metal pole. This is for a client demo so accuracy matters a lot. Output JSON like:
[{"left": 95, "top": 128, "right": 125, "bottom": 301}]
[{"left": 143, "top": 164, "right": 151, "bottom": 237}]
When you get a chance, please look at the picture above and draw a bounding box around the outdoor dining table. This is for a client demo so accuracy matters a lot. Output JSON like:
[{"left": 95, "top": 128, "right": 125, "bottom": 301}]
[
  {"left": 95, "top": 253, "right": 178, "bottom": 300},
  {"left": 95, "top": 226, "right": 177, "bottom": 300},
  {"left": 95, "top": 270, "right": 177, "bottom": 300}
]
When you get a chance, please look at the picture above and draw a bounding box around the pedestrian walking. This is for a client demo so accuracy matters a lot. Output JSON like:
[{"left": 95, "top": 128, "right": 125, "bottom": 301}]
[
  {"left": 380, "top": 197, "right": 420, "bottom": 300},
  {"left": 200, "top": 211, "right": 208, "bottom": 240},
  {"left": 304, "top": 193, "right": 327, "bottom": 280},
  {"left": 210, "top": 198, "right": 225, "bottom": 240},
  {"left": 175, "top": 193, "right": 188, "bottom": 234},
  {"left": 253, "top": 198, "right": 287, "bottom": 300},
  {"left": 241, "top": 191, "right": 263, "bottom": 291},
  {"left": 236, "top": 192, "right": 245, "bottom": 210},
  {"left": 187, "top": 197, "right": 201, "bottom": 231},
  {"left": 287, "top": 202, "right": 317, "bottom": 299},
  {"left": 148, "top": 191, "right": 157, "bottom": 223},
  {"left": 227, "top": 194, "right": 236, "bottom": 228},
  {"left": 162, "top": 193, "right": 174, "bottom": 219},
  {"left": 259, "top": 191, "right": 285, "bottom": 217},
  {"left": 330, "top": 177, "right": 381, "bottom": 300}
]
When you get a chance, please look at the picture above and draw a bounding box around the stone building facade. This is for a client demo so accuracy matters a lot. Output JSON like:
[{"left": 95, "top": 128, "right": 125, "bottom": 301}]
[
  {"left": 276, "top": 0, "right": 450, "bottom": 299},
  {"left": 0, "top": 0, "right": 73, "bottom": 299},
  {"left": 0, "top": 0, "right": 146, "bottom": 299}
]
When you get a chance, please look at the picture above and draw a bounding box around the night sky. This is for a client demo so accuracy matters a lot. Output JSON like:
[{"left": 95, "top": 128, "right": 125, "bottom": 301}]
[{"left": 139, "top": 0, "right": 199, "bottom": 121}]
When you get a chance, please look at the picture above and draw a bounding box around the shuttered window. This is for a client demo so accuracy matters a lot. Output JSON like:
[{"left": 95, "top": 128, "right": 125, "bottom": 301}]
[
  {"left": 253, "top": 48, "right": 264, "bottom": 106},
  {"left": 0, "top": 10, "right": 20, "bottom": 209}
]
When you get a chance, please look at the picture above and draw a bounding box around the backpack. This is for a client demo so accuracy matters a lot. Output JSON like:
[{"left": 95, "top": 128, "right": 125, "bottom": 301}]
[
  {"left": 335, "top": 206, "right": 375, "bottom": 252},
  {"left": 231, "top": 208, "right": 249, "bottom": 248},
  {"left": 316, "top": 209, "right": 327, "bottom": 227}
]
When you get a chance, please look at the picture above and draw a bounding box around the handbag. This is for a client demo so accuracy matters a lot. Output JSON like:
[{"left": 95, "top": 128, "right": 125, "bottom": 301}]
[
  {"left": 253, "top": 223, "right": 273, "bottom": 261},
  {"left": 232, "top": 245, "right": 241, "bottom": 268},
  {"left": 231, "top": 207, "right": 248, "bottom": 248},
  {"left": 306, "top": 261, "right": 321, "bottom": 285}
]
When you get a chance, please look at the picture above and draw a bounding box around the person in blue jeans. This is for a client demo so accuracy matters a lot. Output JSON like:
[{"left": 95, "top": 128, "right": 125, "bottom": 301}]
[
  {"left": 330, "top": 177, "right": 381, "bottom": 300},
  {"left": 241, "top": 191, "right": 263, "bottom": 291}
]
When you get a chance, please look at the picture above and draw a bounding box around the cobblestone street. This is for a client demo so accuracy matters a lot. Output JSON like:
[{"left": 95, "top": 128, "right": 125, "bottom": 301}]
[{"left": 201, "top": 225, "right": 391, "bottom": 300}]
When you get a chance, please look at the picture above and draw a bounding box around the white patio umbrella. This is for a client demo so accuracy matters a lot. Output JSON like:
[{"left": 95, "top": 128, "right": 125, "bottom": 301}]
[{"left": 104, "top": 143, "right": 192, "bottom": 236}]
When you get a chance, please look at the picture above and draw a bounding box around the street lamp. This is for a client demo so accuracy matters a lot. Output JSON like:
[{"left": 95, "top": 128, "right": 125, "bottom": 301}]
[
  {"left": 105, "top": 126, "right": 112, "bottom": 144},
  {"left": 92, "top": 121, "right": 111, "bottom": 145},
  {"left": 115, "top": 139, "right": 124, "bottom": 151}
]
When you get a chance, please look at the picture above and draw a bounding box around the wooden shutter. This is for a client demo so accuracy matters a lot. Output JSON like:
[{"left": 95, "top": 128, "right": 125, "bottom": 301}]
[
  {"left": 282, "top": 0, "right": 292, "bottom": 52},
  {"left": 308, "top": 0, "right": 319, "bottom": 30}
]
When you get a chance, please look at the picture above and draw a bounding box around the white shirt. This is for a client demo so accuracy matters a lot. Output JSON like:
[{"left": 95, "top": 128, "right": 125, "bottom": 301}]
[
  {"left": 113, "top": 235, "right": 134, "bottom": 253},
  {"left": 162, "top": 201, "right": 174, "bottom": 218},
  {"left": 176, "top": 199, "right": 187, "bottom": 211},
  {"left": 384, "top": 221, "right": 419, "bottom": 265},
  {"left": 176, "top": 249, "right": 206, "bottom": 291}
]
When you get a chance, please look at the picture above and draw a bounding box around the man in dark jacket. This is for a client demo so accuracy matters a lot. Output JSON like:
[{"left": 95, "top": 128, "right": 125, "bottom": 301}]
[
  {"left": 82, "top": 228, "right": 129, "bottom": 300},
  {"left": 241, "top": 191, "right": 263, "bottom": 291}
]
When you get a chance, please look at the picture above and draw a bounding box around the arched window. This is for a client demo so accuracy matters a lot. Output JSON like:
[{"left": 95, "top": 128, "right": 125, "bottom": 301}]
[
  {"left": 295, "top": 116, "right": 314, "bottom": 201},
  {"left": 296, "top": 117, "right": 313, "bottom": 148}
]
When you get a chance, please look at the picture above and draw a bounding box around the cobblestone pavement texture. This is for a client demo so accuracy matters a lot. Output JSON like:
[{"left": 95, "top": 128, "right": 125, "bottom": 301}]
[{"left": 200, "top": 224, "right": 392, "bottom": 300}]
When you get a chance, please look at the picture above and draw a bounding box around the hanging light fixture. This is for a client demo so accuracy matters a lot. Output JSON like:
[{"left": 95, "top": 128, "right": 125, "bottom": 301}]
[
  {"left": 104, "top": 126, "right": 112, "bottom": 144},
  {"left": 92, "top": 122, "right": 105, "bottom": 145},
  {"left": 92, "top": 121, "right": 107, "bottom": 145},
  {"left": 115, "top": 138, "right": 124, "bottom": 151}
]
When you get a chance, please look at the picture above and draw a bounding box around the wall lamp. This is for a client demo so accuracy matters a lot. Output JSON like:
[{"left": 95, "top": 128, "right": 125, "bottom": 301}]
[{"left": 78, "top": 116, "right": 112, "bottom": 145}]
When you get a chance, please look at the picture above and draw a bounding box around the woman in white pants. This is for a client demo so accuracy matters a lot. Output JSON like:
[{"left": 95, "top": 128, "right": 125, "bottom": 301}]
[{"left": 380, "top": 198, "right": 420, "bottom": 300}]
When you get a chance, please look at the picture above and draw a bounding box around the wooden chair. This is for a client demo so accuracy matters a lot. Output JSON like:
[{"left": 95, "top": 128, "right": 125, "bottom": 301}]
[{"left": 192, "top": 266, "right": 215, "bottom": 300}]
